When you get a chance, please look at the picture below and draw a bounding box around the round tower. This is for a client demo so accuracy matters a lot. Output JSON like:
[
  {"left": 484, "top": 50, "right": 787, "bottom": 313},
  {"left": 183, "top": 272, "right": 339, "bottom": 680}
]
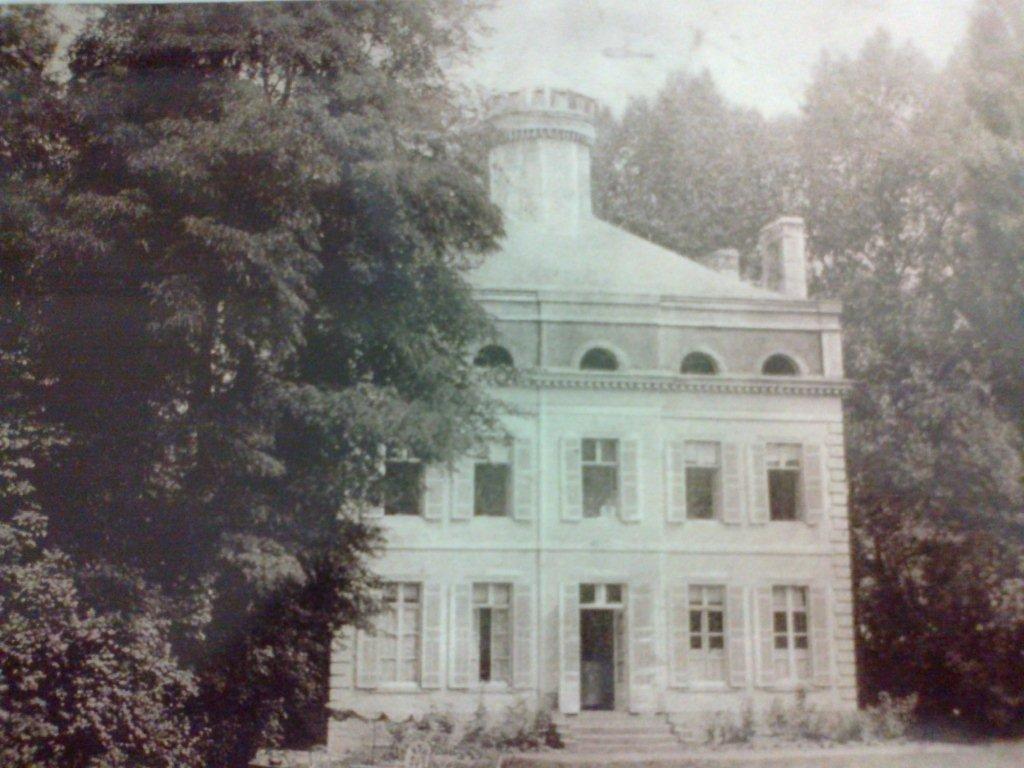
[{"left": 487, "top": 88, "right": 598, "bottom": 228}]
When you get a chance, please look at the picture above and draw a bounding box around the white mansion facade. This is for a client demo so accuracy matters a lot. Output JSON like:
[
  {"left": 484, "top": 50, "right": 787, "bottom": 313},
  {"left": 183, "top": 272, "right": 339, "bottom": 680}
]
[{"left": 327, "top": 88, "right": 856, "bottom": 747}]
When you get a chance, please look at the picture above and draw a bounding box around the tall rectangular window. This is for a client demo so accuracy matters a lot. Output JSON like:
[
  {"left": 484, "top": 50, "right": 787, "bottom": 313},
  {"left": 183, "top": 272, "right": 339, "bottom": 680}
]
[
  {"left": 581, "top": 438, "right": 618, "bottom": 518},
  {"left": 688, "top": 585, "right": 726, "bottom": 681},
  {"left": 772, "top": 586, "right": 810, "bottom": 681},
  {"left": 685, "top": 442, "right": 721, "bottom": 520},
  {"left": 473, "top": 583, "right": 511, "bottom": 683},
  {"left": 383, "top": 460, "right": 423, "bottom": 516},
  {"left": 766, "top": 444, "right": 801, "bottom": 521},
  {"left": 474, "top": 444, "right": 511, "bottom": 517},
  {"left": 380, "top": 582, "right": 421, "bottom": 684}
]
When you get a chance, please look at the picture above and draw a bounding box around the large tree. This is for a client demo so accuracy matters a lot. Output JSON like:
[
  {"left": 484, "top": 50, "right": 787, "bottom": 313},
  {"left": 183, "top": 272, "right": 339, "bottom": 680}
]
[
  {"left": 593, "top": 70, "right": 794, "bottom": 262},
  {"left": 947, "top": 0, "right": 1024, "bottom": 428},
  {"left": 799, "top": 29, "right": 1024, "bottom": 730},
  {"left": 0, "top": 9, "right": 199, "bottom": 767},
  {"left": 5, "top": 3, "right": 502, "bottom": 764}
]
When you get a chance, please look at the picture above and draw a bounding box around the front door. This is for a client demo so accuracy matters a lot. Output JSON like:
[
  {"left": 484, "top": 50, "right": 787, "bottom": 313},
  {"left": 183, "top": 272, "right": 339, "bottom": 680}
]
[{"left": 580, "top": 609, "right": 615, "bottom": 710}]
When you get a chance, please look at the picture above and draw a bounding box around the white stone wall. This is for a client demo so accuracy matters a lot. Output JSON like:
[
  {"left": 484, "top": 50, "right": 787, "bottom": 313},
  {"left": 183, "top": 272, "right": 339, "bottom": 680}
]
[{"left": 327, "top": 384, "right": 858, "bottom": 753}]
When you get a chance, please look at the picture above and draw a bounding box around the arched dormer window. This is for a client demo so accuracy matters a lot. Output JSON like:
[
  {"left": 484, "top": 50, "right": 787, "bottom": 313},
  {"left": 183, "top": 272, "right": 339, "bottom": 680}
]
[
  {"left": 680, "top": 351, "right": 719, "bottom": 375},
  {"left": 579, "top": 347, "right": 619, "bottom": 371},
  {"left": 762, "top": 353, "right": 799, "bottom": 376},
  {"left": 474, "top": 345, "right": 514, "bottom": 368}
]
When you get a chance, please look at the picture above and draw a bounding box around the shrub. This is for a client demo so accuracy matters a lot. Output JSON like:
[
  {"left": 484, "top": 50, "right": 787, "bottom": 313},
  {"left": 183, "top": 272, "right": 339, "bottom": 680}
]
[
  {"left": 703, "top": 700, "right": 755, "bottom": 745},
  {"left": 762, "top": 690, "right": 917, "bottom": 745},
  {"left": 0, "top": 514, "right": 200, "bottom": 768},
  {"left": 864, "top": 693, "right": 917, "bottom": 740}
]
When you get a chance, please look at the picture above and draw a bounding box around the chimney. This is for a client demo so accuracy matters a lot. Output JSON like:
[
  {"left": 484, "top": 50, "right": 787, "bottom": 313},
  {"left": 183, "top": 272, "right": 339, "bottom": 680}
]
[
  {"left": 699, "top": 248, "right": 740, "bottom": 278},
  {"left": 758, "top": 217, "right": 808, "bottom": 298},
  {"left": 486, "top": 88, "right": 597, "bottom": 229}
]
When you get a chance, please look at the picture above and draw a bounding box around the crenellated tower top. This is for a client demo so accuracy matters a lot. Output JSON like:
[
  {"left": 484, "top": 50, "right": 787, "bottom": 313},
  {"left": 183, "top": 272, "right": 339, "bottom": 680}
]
[{"left": 486, "top": 88, "right": 599, "bottom": 227}]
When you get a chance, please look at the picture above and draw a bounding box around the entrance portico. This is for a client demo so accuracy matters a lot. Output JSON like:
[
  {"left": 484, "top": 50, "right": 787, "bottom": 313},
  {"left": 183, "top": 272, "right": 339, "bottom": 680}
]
[{"left": 558, "top": 581, "right": 659, "bottom": 716}]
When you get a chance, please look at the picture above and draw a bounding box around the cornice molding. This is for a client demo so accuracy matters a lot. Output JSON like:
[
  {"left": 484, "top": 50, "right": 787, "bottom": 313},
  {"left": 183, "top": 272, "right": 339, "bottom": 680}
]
[
  {"left": 501, "top": 369, "right": 852, "bottom": 397},
  {"left": 499, "top": 126, "right": 594, "bottom": 146},
  {"left": 472, "top": 288, "right": 842, "bottom": 316}
]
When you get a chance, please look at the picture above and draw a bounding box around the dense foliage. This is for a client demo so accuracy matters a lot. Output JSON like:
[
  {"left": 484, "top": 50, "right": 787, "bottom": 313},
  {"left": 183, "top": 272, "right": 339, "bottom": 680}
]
[
  {"left": 595, "top": 3, "right": 1024, "bottom": 733},
  {"left": 1, "top": 3, "right": 500, "bottom": 766}
]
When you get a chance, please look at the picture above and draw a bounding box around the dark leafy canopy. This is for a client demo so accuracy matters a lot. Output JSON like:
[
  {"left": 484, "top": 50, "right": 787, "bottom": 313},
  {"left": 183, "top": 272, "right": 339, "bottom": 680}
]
[
  {"left": 593, "top": 71, "right": 795, "bottom": 263},
  {"left": 45, "top": 0, "right": 501, "bottom": 591},
  {"left": 593, "top": 18, "right": 1024, "bottom": 733},
  {"left": 800, "top": 27, "right": 1024, "bottom": 731},
  {"left": 2, "top": 2, "right": 501, "bottom": 766}
]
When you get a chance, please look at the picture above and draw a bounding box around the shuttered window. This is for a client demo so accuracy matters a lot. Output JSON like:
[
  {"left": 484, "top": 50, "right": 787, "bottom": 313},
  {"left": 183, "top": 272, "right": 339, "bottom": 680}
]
[
  {"left": 581, "top": 439, "right": 619, "bottom": 517},
  {"left": 473, "top": 583, "right": 511, "bottom": 683},
  {"left": 688, "top": 585, "right": 727, "bottom": 681},
  {"left": 772, "top": 586, "right": 810, "bottom": 682},
  {"left": 380, "top": 582, "right": 421, "bottom": 684}
]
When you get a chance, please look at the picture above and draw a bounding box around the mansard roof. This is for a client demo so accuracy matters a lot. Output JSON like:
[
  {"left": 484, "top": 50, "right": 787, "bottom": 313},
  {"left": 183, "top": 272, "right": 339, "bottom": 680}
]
[{"left": 466, "top": 216, "right": 779, "bottom": 300}]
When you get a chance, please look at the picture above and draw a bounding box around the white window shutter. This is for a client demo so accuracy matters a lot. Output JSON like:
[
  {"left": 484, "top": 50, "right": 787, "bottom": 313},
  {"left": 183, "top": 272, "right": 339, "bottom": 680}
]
[
  {"left": 721, "top": 442, "right": 743, "bottom": 525},
  {"left": 451, "top": 458, "right": 474, "bottom": 521},
  {"left": 749, "top": 443, "right": 769, "bottom": 525},
  {"left": 355, "top": 625, "right": 379, "bottom": 689},
  {"left": 810, "top": 584, "right": 832, "bottom": 687},
  {"left": 512, "top": 582, "right": 534, "bottom": 689},
  {"left": 558, "top": 582, "right": 581, "bottom": 713},
  {"left": 513, "top": 439, "right": 535, "bottom": 522},
  {"left": 726, "top": 586, "right": 748, "bottom": 688},
  {"left": 668, "top": 582, "right": 689, "bottom": 687},
  {"left": 802, "top": 443, "right": 825, "bottom": 526},
  {"left": 756, "top": 586, "right": 775, "bottom": 687},
  {"left": 330, "top": 625, "right": 355, "bottom": 691},
  {"left": 449, "top": 583, "right": 472, "bottom": 688},
  {"left": 422, "top": 465, "right": 447, "bottom": 521},
  {"left": 421, "top": 582, "right": 443, "bottom": 689},
  {"left": 619, "top": 439, "right": 641, "bottom": 522},
  {"left": 628, "top": 582, "right": 658, "bottom": 712},
  {"left": 666, "top": 442, "right": 687, "bottom": 523},
  {"left": 560, "top": 438, "right": 583, "bottom": 522}
]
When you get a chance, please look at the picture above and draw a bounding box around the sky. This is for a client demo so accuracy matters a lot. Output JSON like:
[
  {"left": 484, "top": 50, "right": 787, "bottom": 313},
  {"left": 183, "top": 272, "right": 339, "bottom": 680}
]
[{"left": 460, "top": 0, "right": 976, "bottom": 116}]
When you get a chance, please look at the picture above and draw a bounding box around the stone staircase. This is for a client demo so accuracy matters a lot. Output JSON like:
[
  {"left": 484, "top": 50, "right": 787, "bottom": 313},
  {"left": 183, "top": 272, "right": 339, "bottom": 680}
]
[{"left": 553, "top": 711, "right": 682, "bottom": 754}]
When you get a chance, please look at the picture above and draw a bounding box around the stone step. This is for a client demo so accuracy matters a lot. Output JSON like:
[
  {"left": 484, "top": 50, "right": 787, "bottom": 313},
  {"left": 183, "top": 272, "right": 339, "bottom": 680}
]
[
  {"left": 561, "top": 729, "right": 671, "bottom": 741},
  {"left": 555, "top": 715, "right": 668, "bottom": 726},
  {"left": 560, "top": 731, "right": 676, "bottom": 741},
  {"left": 562, "top": 739, "right": 682, "bottom": 753}
]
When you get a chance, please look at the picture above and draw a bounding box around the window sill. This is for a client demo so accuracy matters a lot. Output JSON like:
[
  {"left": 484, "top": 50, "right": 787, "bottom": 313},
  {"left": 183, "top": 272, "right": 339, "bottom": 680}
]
[
  {"left": 471, "top": 682, "right": 513, "bottom": 693},
  {"left": 376, "top": 683, "right": 424, "bottom": 694},
  {"left": 686, "top": 681, "right": 731, "bottom": 692},
  {"left": 764, "top": 680, "right": 815, "bottom": 692}
]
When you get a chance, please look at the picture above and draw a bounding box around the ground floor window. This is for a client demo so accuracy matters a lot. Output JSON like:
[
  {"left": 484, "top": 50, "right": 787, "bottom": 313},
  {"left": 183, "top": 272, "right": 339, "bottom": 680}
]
[
  {"left": 380, "top": 582, "right": 421, "bottom": 684},
  {"left": 772, "top": 585, "right": 810, "bottom": 681},
  {"left": 473, "top": 583, "right": 511, "bottom": 683},
  {"left": 688, "top": 585, "right": 726, "bottom": 681}
]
